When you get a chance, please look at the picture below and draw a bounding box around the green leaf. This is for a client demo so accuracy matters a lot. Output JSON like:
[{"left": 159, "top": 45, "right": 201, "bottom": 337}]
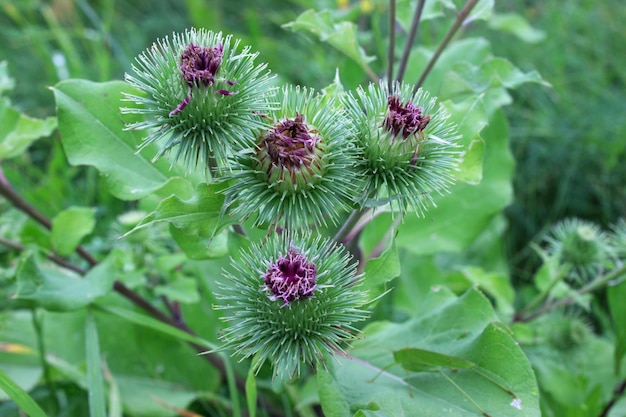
[
  {"left": 86, "top": 310, "right": 107, "bottom": 417},
  {"left": 317, "top": 364, "right": 351, "bottom": 417},
  {"left": 52, "top": 79, "right": 193, "bottom": 200},
  {"left": 459, "top": 266, "right": 515, "bottom": 316},
  {"left": 321, "top": 288, "right": 540, "bottom": 416},
  {"left": 394, "top": 348, "right": 475, "bottom": 372},
  {"left": 124, "top": 182, "right": 228, "bottom": 239},
  {"left": 94, "top": 304, "right": 217, "bottom": 351},
  {"left": 153, "top": 275, "right": 200, "bottom": 304},
  {"left": 14, "top": 251, "right": 117, "bottom": 311},
  {"left": 283, "top": 9, "right": 375, "bottom": 71},
  {"left": 245, "top": 363, "right": 257, "bottom": 417},
  {"left": 395, "top": 109, "right": 513, "bottom": 255},
  {"left": 488, "top": 13, "right": 546, "bottom": 43},
  {"left": 443, "top": 57, "right": 547, "bottom": 101},
  {"left": 0, "top": 97, "right": 56, "bottom": 160},
  {"left": 0, "top": 367, "right": 48, "bottom": 417},
  {"left": 51, "top": 206, "right": 96, "bottom": 256},
  {"left": 362, "top": 244, "right": 401, "bottom": 302},
  {"left": 443, "top": 96, "right": 489, "bottom": 184},
  {"left": 608, "top": 278, "right": 626, "bottom": 373},
  {"left": 170, "top": 224, "right": 230, "bottom": 260}
]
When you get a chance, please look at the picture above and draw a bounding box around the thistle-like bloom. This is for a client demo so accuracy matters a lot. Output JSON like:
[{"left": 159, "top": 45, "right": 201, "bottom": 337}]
[
  {"left": 216, "top": 233, "right": 368, "bottom": 379},
  {"left": 343, "top": 81, "right": 461, "bottom": 215},
  {"left": 543, "top": 218, "right": 612, "bottom": 284},
  {"left": 264, "top": 245, "right": 317, "bottom": 305},
  {"left": 223, "top": 85, "right": 360, "bottom": 229},
  {"left": 122, "top": 28, "right": 275, "bottom": 170}
]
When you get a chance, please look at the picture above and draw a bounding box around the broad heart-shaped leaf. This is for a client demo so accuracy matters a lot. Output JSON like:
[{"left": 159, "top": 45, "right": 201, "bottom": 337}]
[
  {"left": 394, "top": 109, "right": 513, "bottom": 255},
  {"left": 51, "top": 206, "right": 96, "bottom": 256},
  {"left": 52, "top": 79, "right": 193, "bottom": 201},
  {"left": 283, "top": 9, "right": 375, "bottom": 70},
  {"left": 13, "top": 251, "right": 116, "bottom": 311},
  {"left": 0, "top": 97, "right": 56, "bottom": 160},
  {"left": 319, "top": 288, "right": 540, "bottom": 417}
]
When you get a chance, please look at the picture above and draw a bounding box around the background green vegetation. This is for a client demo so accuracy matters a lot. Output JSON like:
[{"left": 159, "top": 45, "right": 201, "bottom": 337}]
[{"left": 0, "top": 0, "right": 625, "bottom": 416}]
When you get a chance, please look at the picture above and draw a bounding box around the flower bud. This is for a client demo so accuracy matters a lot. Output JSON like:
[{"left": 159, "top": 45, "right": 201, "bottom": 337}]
[
  {"left": 224, "top": 85, "right": 360, "bottom": 229},
  {"left": 543, "top": 218, "right": 611, "bottom": 285},
  {"left": 216, "top": 233, "right": 368, "bottom": 379},
  {"left": 122, "top": 28, "right": 275, "bottom": 171},
  {"left": 344, "top": 81, "right": 461, "bottom": 215}
]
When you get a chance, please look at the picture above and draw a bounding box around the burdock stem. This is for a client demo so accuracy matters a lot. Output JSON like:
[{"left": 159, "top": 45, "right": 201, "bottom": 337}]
[{"left": 413, "top": 0, "right": 479, "bottom": 93}]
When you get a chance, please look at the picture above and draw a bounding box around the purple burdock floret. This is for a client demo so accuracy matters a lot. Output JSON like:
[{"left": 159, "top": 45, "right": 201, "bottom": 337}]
[
  {"left": 180, "top": 43, "right": 223, "bottom": 87},
  {"left": 262, "top": 113, "right": 319, "bottom": 170},
  {"left": 383, "top": 95, "right": 431, "bottom": 140},
  {"left": 170, "top": 42, "right": 233, "bottom": 116},
  {"left": 263, "top": 246, "right": 317, "bottom": 306}
]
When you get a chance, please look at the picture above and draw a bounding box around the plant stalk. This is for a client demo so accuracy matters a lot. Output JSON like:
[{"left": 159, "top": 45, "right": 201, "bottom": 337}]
[
  {"left": 387, "top": 0, "right": 396, "bottom": 91},
  {"left": 396, "top": 0, "right": 426, "bottom": 84},
  {"left": 413, "top": 0, "right": 479, "bottom": 93}
]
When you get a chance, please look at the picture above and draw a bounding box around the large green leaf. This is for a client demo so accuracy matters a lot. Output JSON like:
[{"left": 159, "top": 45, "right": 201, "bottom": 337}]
[
  {"left": 0, "top": 97, "right": 56, "bottom": 160},
  {"left": 50, "top": 206, "right": 96, "bottom": 256},
  {"left": 52, "top": 79, "right": 192, "bottom": 200},
  {"left": 319, "top": 288, "right": 540, "bottom": 416},
  {"left": 13, "top": 251, "right": 117, "bottom": 311},
  {"left": 283, "top": 9, "right": 375, "bottom": 71},
  {"left": 394, "top": 109, "right": 513, "bottom": 255}
]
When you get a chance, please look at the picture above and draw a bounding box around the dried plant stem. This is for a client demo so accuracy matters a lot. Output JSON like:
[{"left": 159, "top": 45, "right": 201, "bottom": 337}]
[{"left": 413, "top": 0, "right": 479, "bottom": 93}]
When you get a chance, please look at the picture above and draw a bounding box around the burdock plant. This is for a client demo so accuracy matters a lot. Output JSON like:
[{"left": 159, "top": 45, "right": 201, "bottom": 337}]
[
  {"left": 216, "top": 232, "right": 368, "bottom": 379},
  {"left": 122, "top": 28, "right": 275, "bottom": 171},
  {"left": 224, "top": 84, "right": 360, "bottom": 229},
  {"left": 543, "top": 218, "right": 613, "bottom": 285},
  {"left": 344, "top": 80, "right": 461, "bottom": 216}
]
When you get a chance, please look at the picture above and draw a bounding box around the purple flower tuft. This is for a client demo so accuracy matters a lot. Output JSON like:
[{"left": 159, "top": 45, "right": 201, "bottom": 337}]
[
  {"left": 383, "top": 95, "right": 431, "bottom": 140},
  {"left": 180, "top": 43, "right": 224, "bottom": 87},
  {"left": 263, "top": 245, "right": 317, "bottom": 306},
  {"left": 261, "top": 113, "right": 319, "bottom": 171}
]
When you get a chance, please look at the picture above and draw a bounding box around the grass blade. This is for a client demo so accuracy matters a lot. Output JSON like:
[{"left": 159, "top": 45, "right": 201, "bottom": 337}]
[
  {"left": 0, "top": 367, "right": 48, "bottom": 417},
  {"left": 86, "top": 309, "right": 107, "bottom": 417}
]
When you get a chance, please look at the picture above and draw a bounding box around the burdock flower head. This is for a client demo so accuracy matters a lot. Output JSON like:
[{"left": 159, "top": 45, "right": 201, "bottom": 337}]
[
  {"left": 344, "top": 81, "right": 461, "bottom": 215},
  {"left": 543, "top": 218, "right": 612, "bottom": 285},
  {"left": 224, "top": 85, "right": 359, "bottom": 229},
  {"left": 216, "top": 233, "right": 368, "bottom": 379},
  {"left": 122, "top": 28, "right": 275, "bottom": 170}
]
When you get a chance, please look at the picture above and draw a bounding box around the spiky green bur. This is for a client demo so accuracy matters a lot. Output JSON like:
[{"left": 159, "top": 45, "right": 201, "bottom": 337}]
[
  {"left": 224, "top": 85, "right": 360, "bottom": 229},
  {"left": 216, "top": 233, "right": 368, "bottom": 379},
  {"left": 344, "top": 81, "right": 462, "bottom": 215},
  {"left": 544, "top": 218, "right": 612, "bottom": 284},
  {"left": 122, "top": 28, "right": 276, "bottom": 170}
]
